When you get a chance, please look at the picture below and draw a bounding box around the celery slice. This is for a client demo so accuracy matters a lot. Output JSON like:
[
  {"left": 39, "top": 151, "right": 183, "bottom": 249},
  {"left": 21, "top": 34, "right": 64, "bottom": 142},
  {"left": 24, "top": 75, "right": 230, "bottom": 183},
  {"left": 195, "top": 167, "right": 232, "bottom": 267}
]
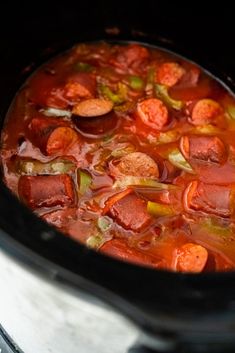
[
  {"left": 129, "top": 75, "right": 144, "bottom": 90},
  {"left": 147, "top": 201, "right": 174, "bottom": 217},
  {"left": 227, "top": 105, "right": 235, "bottom": 120},
  {"left": 86, "top": 233, "right": 104, "bottom": 249},
  {"left": 41, "top": 107, "right": 72, "bottom": 118},
  {"left": 99, "top": 83, "right": 127, "bottom": 105},
  {"left": 17, "top": 158, "right": 75, "bottom": 175},
  {"left": 168, "top": 149, "right": 194, "bottom": 174},
  {"left": 113, "top": 176, "right": 175, "bottom": 190},
  {"left": 155, "top": 84, "right": 183, "bottom": 110},
  {"left": 97, "top": 216, "right": 112, "bottom": 232},
  {"left": 78, "top": 170, "right": 92, "bottom": 194}
]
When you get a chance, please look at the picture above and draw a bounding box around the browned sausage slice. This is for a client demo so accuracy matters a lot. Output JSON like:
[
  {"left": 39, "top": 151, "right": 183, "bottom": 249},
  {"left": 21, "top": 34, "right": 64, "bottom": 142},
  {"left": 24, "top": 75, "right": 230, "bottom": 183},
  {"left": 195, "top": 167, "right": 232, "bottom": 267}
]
[
  {"left": 64, "top": 73, "right": 96, "bottom": 100},
  {"left": 28, "top": 117, "right": 79, "bottom": 156},
  {"left": 110, "top": 44, "right": 150, "bottom": 71},
  {"left": 180, "top": 135, "right": 227, "bottom": 164},
  {"left": 137, "top": 98, "right": 168, "bottom": 130},
  {"left": 28, "top": 115, "right": 67, "bottom": 149},
  {"left": 115, "top": 152, "right": 159, "bottom": 178},
  {"left": 176, "top": 243, "right": 208, "bottom": 273},
  {"left": 183, "top": 181, "right": 231, "bottom": 217},
  {"left": 157, "top": 62, "right": 185, "bottom": 87},
  {"left": 18, "top": 174, "right": 75, "bottom": 209},
  {"left": 72, "top": 99, "right": 113, "bottom": 117},
  {"left": 190, "top": 99, "right": 223, "bottom": 125},
  {"left": 105, "top": 191, "right": 152, "bottom": 232},
  {"left": 46, "top": 127, "right": 79, "bottom": 155}
]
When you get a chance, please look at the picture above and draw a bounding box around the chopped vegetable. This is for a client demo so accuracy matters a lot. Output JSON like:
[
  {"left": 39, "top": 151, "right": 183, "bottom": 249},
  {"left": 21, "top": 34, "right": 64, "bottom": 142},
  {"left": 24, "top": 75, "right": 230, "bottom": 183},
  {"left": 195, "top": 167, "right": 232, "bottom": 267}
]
[
  {"left": 201, "top": 218, "right": 232, "bottom": 238},
  {"left": 114, "top": 100, "right": 136, "bottom": 113},
  {"left": 99, "top": 83, "right": 128, "bottom": 105},
  {"left": 17, "top": 158, "right": 76, "bottom": 175},
  {"left": 147, "top": 67, "right": 155, "bottom": 84},
  {"left": 40, "top": 107, "right": 72, "bottom": 118},
  {"left": 147, "top": 201, "right": 174, "bottom": 217},
  {"left": 192, "top": 124, "right": 221, "bottom": 135},
  {"left": 128, "top": 75, "right": 144, "bottom": 90},
  {"left": 111, "top": 144, "right": 136, "bottom": 157},
  {"left": 97, "top": 216, "right": 112, "bottom": 232},
  {"left": 86, "top": 233, "right": 104, "bottom": 249},
  {"left": 168, "top": 148, "right": 194, "bottom": 173},
  {"left": 157, "top": 130, "right": 180, "bottom": 144},
  {"left": 72, "top": 98, "right": 113, "bottom": 117},
  {"left": 75, "top": 61, "right": 93, "bottom": 72},
  {"left": 227, "top": 105, "right": 235, "bottom": 120},
  {"left": 93, "top": 148, "right": 112, "bottom": 174},
  {"left": 113, "top": 176, "right": 175, "bottom": 190},
  {"left": 155, "top": 84, "right": 183, "bottom": 110},
  {"left": 78, "top": 170, "right": 92, "bottom": 194}
]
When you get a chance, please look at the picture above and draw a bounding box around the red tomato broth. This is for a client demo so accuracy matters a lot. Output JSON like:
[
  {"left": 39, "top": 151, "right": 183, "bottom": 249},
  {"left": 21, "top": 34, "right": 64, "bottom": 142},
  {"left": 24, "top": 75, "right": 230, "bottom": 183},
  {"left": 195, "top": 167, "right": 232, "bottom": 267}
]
[{"left": 1, "top": 41, "right": 235, "bottom": 273}]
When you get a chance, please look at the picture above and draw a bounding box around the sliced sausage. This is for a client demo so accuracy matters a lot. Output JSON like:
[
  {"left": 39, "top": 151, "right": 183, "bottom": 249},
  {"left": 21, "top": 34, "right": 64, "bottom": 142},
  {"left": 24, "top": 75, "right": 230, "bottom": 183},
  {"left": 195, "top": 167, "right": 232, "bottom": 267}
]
[
  {"left": 176, "top": 243, "right": 208, "bottom": 273},
  {"left": 180, "top": 135, "right": 227, "bottom": 164},
  {"left": 28, "top": 115, "right": 65, "bottom": 135},
  {"left": 102, "top": 189, "right": 133, "bottom": 215},
  {"left": 190, "top": 99, "right": 223, "bottom": 125},
  {"left": 28, "top": 116, "right": 79, "bottom": 156},
  {"left": 105, "top": 191, "right": 152, "bottom": 232},
  {"left": 100, "top": 238, "right": 161, "bottom": 268},
  {"left": 184, "top": 181, "right": 231, "bottom": 217},
  {"left": 114, "top": 152, "right": 159, "bottom": 178},
  {"left": 18, "top": 174, "right": 75, "bottom": 209},
  {"left": 157, "top": 62, "right": 185, "bottom": 87},
  {"left": 110, "top": 44, "right": 150, "bottom": 72},
  {"left": 46, "top": 127, "right": 79, "bottom": 156},
  {"left": 179, "top": 66, "right": 200, "bottom": 87},
  {"left": 64, "top": 73, "right": 96, "bottom": 100},
  {"left": 28, "top": 115, "right": 68, "bottom": 151},
  {"left": 73, "top": 111, "right": 118, "bottom": 137},
  {"left": 137, "top": 98, "right": 168, "bottom": 130},
  {"left": 72, "top": 98, "right": 113, "bottom": 117}
]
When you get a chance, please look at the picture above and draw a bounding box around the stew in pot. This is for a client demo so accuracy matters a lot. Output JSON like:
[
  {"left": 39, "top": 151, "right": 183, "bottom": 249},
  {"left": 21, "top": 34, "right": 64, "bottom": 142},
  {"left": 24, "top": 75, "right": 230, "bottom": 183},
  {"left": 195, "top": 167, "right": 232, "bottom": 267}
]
[{"left": 2, "top": 42, "right": 235, "bottom": 273}]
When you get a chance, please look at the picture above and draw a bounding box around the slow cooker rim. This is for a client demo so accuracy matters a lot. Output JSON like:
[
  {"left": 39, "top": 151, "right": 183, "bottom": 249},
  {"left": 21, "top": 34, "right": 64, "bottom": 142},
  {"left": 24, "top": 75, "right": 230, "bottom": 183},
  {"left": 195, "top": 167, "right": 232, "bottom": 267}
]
[{"left": 1, "top": 35, "right": 235, "bottom": 282}]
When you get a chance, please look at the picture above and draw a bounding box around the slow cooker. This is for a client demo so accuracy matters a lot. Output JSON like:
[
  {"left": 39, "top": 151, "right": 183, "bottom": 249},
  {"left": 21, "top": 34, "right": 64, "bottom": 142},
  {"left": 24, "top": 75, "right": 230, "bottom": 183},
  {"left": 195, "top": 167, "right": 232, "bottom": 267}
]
[{"left": 0, "top": 2, "right": 235, "bottom": 352}]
